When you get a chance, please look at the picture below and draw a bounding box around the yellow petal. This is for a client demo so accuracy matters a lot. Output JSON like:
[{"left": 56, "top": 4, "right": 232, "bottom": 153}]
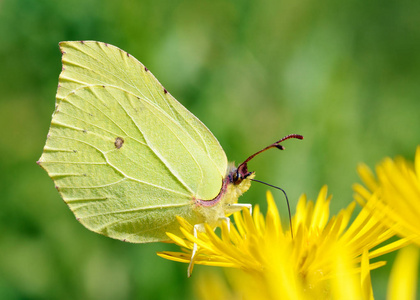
[
  {"left": 361, "top": 249, "right": 374, "bottom": 300},
  {"left": 387, "top": 245, "right": 419, "bottom": 300},
  {"left": 357, "top": 163, "right": 379, "bottom": 192}
]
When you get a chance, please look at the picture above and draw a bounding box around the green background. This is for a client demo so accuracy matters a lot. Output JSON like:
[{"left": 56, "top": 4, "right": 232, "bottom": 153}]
[{"left": 1, "top": 0, "right": 419, "bottom": 299}]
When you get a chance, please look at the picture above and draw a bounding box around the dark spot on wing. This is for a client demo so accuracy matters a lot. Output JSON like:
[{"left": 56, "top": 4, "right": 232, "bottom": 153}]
[
  {"left": 164, "top": 88, "right": 168, "bottom": 94},
  {"left": 144, "top": 67, "right": 148, "bottom": 72},
  {"left": 126, "top": 52, "right": 130, "bottom": 57},
  {"left": 115, "top": 137, "right": 124, "bottom": 149}
]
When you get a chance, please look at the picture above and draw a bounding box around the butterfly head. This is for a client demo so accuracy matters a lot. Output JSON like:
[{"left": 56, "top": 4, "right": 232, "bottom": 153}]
[{"left": 230, "top": 162, "right": 253, "bottom": 185}]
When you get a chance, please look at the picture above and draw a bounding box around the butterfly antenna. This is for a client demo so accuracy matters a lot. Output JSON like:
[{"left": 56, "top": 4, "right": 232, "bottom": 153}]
[
  {"left": 250, "top": 179, "right": 294, "bottom": 239},
  {"left": 236, "top": 134, "right": 303, "bottom": 176},
  {"left": 240, "top": 134, "right": 303, "bottom": 166}
]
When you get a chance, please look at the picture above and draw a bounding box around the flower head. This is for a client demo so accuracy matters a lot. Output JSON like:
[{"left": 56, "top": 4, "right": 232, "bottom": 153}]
[{"left": 158, "top": 186, "right": 402, "bottom": 297}]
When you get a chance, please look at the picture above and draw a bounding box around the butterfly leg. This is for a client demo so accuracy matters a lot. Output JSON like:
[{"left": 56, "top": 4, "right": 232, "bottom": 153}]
[
  {"left": 217, "top": 204, "right": 252, "bottom": 231},
  {"left": 188, "top": 223, "right": 205, "bottom": 277},
  {"left": 225, "top": 203, "right": 253, "bottom": 215}
]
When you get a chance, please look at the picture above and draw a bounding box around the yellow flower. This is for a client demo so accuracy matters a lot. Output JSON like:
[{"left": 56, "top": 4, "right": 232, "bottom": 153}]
[
  {"left": 354, "top": 146, "right": 420, "bottom": 246},
  {"left": 158, "top": 186, "right": 403, "bottom": 298}
]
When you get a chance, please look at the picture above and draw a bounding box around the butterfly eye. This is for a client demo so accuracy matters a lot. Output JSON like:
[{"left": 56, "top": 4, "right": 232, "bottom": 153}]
[{"left": 231, "top": 170, "right": 242, "bottom": 184}]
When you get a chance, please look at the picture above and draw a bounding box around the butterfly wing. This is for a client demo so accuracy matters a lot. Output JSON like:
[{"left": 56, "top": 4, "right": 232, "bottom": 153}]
[{"left": 38, "top": 41, "right": 228, "bottom": 242}]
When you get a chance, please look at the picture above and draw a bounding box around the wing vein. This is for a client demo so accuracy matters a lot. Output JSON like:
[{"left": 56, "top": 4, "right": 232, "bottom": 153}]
[{"left": 81, "top": 202, "right": 190, "bottom": 219}]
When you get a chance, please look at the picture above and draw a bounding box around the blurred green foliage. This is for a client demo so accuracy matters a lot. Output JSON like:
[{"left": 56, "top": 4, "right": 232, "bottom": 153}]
[{"left": 0, "top": 0, "right": 419, "bottom": 299}]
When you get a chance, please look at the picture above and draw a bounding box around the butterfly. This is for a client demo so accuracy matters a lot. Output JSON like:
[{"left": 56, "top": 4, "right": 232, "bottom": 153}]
[{"left": 38, "top": 41, "right": 302, "bottom": 260}]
